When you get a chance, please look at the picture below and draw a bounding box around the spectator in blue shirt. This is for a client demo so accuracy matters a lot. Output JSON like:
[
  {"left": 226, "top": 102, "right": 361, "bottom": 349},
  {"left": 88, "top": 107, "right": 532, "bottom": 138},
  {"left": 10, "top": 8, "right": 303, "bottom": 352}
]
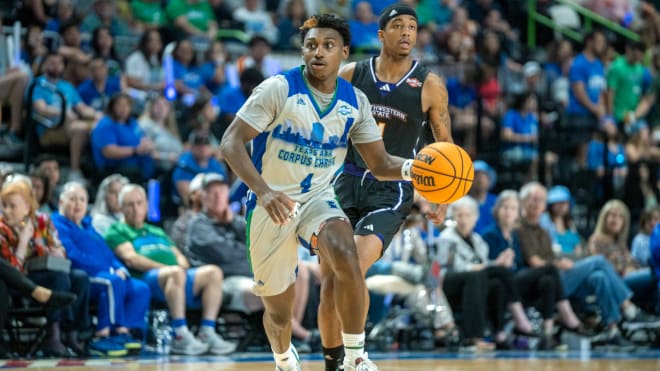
[
  {"left": 649, "top": 223, "right": 660, "bottom": 299},
  {"left": 587, "top": 123, "right": 627, "bottom": 200},
  {"left": 172, "top": 130, "right": 227, "bottom": 206},
  {"left": 173, "top": 39, "right": 209, "bottom": 101},
  {"left": 469, "top": 160, "right": 498, "bottom": 235},
  {"left": 566, "top": 30, "right": 609, "bottom": 153},
  {"left": 53, "top": 182, "right": 150, "bottom": 355},
  {"left": 198, "top": 40, "right": 230, "bottom": 96},
  {"left": 91, "top": 93, "right": 156, "bottom": 182},
  {"left": 349, "top": 1, "right": 380, "bottom": 52},
  {"left": 539, "top": 186, "right": 583, "bottom": 257},
  {"left": 501, "top": 92, "right": 539, "bottom": 181},
  {"left": 218, "top": 67, "right": 265, "bottom": 129},
  {"left": 30, "top": 53, "right": 101, "bottom": 182},
  {"left": 632, "top": 208, "right": 660, "bottom": 268},
  {"left": 77, "top": 57, "right": 122, "bottom": 111}
]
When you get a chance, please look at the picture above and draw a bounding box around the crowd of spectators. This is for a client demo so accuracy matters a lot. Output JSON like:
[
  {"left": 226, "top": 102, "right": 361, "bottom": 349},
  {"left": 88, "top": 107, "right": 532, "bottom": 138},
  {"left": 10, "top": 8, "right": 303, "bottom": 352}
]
[{"left": 0, "top": 0, "right": 659, "bottom": 358}]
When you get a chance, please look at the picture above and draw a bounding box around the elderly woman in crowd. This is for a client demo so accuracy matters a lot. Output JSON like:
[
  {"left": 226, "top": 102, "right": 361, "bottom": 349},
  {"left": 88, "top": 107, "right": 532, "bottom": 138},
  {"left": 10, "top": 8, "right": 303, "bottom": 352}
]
[
  {"left": 91, "top": 174, "right": 129, "bottom": 236},
  {"left": 483, "top": 190, "right": 583, "bottom": 349},
  {"left": 0, "top": 180, "right": 90, "bottom": 357},
  {"left": 53, "top": 182, "right": 151, "bottom": 356},
  {"left": 438, "top": 196, "right": 536, "bottom": 350}
]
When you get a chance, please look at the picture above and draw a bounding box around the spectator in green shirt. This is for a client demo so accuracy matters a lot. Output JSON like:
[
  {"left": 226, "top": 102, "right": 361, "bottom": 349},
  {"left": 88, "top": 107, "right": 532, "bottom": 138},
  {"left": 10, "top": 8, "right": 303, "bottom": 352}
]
[
  {"left": 166, "top": 0, "right": 218, "bottom": 40},
  {"left": 606, "top": 41, "right": 653, "bottom": 129},
  {"left": 104, "top": 184, "right": 236, "bottom": 355},
  {"left": 130, "top": 0, "right": 168, "bottom": 31}
]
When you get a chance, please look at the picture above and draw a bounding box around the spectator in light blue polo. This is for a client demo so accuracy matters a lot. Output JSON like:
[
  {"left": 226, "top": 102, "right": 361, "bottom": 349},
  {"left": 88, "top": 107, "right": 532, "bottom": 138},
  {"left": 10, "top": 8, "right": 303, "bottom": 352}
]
[
  {"left": 470, "top": 160, "right": 498, "bottom": 235},
  {"left": 91, "top": 93, "right": 156, "bottom": 182},
  {"left": 30, "top": 53, "right": 101, "bottom": 183},
  {"left": 540, "top": 185, "right": 583, "bottom": 257},
  {"left": 172, "top": 130, "right": 227, "bottom": 206},
  {"left": 77, "top": 57, "right": 122, "bottom": 111}
]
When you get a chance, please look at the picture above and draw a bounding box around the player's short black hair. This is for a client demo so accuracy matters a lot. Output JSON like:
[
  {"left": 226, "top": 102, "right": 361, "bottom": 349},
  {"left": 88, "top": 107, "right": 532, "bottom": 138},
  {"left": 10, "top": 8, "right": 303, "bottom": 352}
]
[{"left": 299, "top": 14, "right": 350, "bottom": 47}]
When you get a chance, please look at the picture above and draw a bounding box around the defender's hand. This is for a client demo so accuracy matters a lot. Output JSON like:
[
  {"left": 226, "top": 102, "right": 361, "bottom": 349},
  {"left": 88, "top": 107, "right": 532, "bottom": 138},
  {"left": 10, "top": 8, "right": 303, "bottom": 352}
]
[{"left": 426, "top": 203, "right": 447, "bottom": 225}]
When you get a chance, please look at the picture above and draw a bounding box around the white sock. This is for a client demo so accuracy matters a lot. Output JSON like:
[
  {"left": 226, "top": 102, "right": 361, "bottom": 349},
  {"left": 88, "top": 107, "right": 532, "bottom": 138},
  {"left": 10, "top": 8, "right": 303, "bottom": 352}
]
[
  {"left": 623, "top": 304, "right": 638, "bottom": 320},
  {"left": 342, "top": 332, "right": 366, "bottom": 366},
  {"left": 173, "top": 325, "right": 190, "bottom": 337},
  {"left": 198, "top": 326, "right": 215, "bottom": 336},
  {"left": 273, "top": 343, "right": 295, "bottom": 368}
]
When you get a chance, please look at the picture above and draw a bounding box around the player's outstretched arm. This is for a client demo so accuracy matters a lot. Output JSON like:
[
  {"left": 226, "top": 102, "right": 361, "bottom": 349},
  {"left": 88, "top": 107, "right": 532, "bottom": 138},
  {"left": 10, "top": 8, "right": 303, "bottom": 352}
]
[
  {"left": 423, "top": 72, "right": 453, "bottom": 144},
  {"left": 354, "top": 140, "right": 410, "bottom": 182},
  {"left": 220, "top": 119, "right": 295, "bottom": 225},
  {"left": 423, "top": 73, "right": 454, "bottom": 224}
]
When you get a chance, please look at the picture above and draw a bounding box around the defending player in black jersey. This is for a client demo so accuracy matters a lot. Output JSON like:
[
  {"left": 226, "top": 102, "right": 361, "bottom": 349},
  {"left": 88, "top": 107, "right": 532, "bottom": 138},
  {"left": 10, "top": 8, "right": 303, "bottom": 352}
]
[{"left": 319, "top": 4, "right": 453, "bottom": 370}]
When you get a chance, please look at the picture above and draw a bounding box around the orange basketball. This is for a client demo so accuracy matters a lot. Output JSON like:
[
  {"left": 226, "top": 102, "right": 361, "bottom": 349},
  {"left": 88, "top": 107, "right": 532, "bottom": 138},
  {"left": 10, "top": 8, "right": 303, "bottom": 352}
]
[{"left": 411, "top": 142, "right": 474, "bottom": 204}]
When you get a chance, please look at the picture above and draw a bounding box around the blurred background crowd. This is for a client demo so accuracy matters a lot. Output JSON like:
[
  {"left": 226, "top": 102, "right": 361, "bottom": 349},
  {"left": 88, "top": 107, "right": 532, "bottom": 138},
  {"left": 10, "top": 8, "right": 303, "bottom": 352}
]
[{"left": 0, "top": 0, "right": 660, "bottom": 359}]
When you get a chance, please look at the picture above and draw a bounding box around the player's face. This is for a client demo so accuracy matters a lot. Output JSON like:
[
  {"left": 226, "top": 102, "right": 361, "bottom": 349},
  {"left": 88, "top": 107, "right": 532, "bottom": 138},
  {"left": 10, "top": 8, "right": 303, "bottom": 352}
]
[
  {"left": 302, "top": 28, "right": 348, "bottom": 82},
  {"left": 379, "top": 15, "right": 418, "bottom": 56}
]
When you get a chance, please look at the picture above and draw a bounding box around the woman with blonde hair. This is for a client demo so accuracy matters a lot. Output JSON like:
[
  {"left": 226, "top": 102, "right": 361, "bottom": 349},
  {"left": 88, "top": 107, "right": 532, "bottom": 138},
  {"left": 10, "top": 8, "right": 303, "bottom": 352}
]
[
  {"left": 91, "top": 174, "right": 129, "bottom": 236},
  {"left": 138, "top": 95, "right": 183, "bottom": 172},
  {"left": 0, "top": 181, "right": 91, "bottom": 357},
  {"left": 588, "top": 200, "right": 658, "bottom": 311}
]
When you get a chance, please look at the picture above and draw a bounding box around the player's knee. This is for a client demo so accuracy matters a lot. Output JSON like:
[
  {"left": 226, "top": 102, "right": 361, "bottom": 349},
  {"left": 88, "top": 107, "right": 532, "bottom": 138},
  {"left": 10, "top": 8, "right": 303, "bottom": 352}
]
[{"left": 264, "top": 308, "right": 293, "bottom": 329}]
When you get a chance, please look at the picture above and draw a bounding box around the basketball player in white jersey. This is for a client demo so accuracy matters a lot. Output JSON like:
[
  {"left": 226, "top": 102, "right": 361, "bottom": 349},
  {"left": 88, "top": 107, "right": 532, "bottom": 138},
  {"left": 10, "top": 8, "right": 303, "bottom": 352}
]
[{"left": 220, "top": 14, "right": 415, "bottom": 371}]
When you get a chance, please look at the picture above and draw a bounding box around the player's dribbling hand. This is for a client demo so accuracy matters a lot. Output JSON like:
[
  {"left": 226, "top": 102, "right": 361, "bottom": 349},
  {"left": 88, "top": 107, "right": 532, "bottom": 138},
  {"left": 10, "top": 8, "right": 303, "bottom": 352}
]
[
  {"left": 259, "top": 190, "right": 297, "bottom": 225},
  {"left": 426, "top": 203, "right": 447, "bottom": 225}
]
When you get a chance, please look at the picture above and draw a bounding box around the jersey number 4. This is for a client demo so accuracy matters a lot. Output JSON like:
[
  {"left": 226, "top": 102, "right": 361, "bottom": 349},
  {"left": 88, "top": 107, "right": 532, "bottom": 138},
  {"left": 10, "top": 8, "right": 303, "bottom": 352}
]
[{"left": 300, "top": 173, "right": 313, "bottom": 193}]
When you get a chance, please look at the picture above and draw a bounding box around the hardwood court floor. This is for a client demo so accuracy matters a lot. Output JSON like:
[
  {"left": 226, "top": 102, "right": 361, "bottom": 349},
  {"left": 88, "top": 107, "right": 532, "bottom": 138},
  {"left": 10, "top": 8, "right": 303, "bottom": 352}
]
[{"left": 3, "top": 354, "right": 660, "bottom": 371}]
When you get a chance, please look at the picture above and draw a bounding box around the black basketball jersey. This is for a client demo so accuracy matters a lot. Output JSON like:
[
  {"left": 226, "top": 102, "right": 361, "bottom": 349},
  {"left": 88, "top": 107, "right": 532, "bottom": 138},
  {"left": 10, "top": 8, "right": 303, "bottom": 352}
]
[{"left": 345, "top": 57, "right": 430, "bottom": 169}]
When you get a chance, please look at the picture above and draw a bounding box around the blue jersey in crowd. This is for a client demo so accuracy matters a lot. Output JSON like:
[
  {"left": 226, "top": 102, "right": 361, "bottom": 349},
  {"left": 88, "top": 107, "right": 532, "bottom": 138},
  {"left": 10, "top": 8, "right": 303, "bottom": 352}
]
[
  {"left": 567, "top": 53, "right": 606, "bottom": 115},
  {"left": 171, "top": 151, "right": 227, "bottom": 201},
  {"left": 77, "top": 76, "right": 122, "bottom": 111},
  {"left": 91, "top": 116, "right": 155, "bottom": 176}
]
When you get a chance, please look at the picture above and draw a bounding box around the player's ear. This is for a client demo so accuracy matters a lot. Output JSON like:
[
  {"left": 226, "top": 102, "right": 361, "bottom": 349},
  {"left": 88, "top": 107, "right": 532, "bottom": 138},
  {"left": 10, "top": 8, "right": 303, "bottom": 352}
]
[
  {"left": 377, "top": 29, "right": 385, "bottom": 42},
  {"left": 342, "top": 44, "right": 349, "bottom": 60}
]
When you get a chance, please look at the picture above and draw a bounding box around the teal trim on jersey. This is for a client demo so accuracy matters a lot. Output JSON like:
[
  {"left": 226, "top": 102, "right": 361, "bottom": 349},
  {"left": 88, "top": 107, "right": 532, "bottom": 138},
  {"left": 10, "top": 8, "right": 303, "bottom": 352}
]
[
  {"left": 300, "top": 66, "right": 339, "bottom": 119},
  {"left": 245, "top": 209, "right": 254, "bottom": 273}
]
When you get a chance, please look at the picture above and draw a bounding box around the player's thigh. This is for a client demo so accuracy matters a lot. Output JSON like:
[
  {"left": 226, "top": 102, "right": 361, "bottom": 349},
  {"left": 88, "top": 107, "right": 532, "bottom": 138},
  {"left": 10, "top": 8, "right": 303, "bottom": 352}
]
[
  {"left": 246, "top": 206, "right": 299, "bottom": 297},
  {"left": 297, "top": 194, "right": 355, "bottom": 269}
]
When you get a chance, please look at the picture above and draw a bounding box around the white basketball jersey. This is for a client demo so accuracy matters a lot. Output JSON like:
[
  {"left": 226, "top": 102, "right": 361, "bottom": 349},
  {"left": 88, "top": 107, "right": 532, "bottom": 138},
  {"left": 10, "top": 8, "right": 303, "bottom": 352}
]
[{"left": 237, "top": 66, "right": 381, "bottom": 205}]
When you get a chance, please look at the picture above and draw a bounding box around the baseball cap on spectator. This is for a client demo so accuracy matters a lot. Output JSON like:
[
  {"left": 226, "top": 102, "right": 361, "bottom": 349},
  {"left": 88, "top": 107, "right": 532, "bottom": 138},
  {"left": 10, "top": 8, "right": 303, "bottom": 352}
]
[
  {"left": 547, "top": 185, "right": 572, "bottom": 205},
  {"left": 189, "top": 130, "right": 212, "bottom": 146},
  {"left": 523, "top": 61, "right": 541, "bottom": 78},
  {"left": 473, "top": 160, "right": 497, "bottom": 190},
  {"left": 189, "top": 173, "right": 206, "bottom": 193},
  {"left": 201, "top": 173, "right": 228, "bottom": 190}
]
